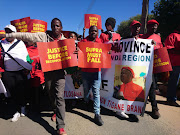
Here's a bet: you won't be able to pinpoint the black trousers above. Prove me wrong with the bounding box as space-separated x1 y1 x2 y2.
148 74 158 110
2 70 26 113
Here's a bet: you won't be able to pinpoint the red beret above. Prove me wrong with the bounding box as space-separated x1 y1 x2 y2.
130 20 142 27
122 67 135 78
147 19 159 25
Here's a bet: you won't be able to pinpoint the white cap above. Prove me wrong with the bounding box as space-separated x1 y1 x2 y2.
4 25 17 32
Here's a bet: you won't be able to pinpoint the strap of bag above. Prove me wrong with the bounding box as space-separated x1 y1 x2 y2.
0 40 28 70
7 40 21 52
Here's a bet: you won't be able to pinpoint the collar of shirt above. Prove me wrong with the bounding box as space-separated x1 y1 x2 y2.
2 38 17 45
52 33 62 41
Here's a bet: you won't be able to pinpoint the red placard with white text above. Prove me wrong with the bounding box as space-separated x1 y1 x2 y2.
78 42 111 68
11 17 30 32
153 47 172 73
84 14 102 29
28 19 47 33
37 39 78 72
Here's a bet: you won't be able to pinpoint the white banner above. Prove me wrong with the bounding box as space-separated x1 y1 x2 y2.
64 67 84 99
64 38 154 115
100 38 154 115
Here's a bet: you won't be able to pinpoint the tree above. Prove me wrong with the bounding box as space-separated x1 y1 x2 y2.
116 14 154 39
151 0 180 41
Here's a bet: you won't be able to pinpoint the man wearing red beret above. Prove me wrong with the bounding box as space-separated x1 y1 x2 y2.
140 19 163 49
140 19 162 119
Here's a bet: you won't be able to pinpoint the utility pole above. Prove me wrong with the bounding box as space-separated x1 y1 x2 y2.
141 0 149 34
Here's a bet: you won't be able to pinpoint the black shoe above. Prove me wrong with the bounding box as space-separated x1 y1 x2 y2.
167 101 180 107
152 108 160 119
94 114 104 126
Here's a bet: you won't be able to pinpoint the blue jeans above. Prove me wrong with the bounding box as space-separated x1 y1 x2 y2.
167 66 180 101
82 71 101 115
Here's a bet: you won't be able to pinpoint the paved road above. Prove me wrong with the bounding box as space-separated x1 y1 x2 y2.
0 95 180 135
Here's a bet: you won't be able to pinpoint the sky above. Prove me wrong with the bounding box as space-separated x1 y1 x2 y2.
0 0 158 36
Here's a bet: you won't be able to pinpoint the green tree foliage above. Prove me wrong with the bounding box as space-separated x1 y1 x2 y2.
116 14 154 39
151 0 180 41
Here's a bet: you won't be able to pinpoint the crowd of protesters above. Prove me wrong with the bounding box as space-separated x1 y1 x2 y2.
0 17 179 135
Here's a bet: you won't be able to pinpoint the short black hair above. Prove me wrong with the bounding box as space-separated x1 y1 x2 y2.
69 31 78 38
51 18 62 27
89 25 98 31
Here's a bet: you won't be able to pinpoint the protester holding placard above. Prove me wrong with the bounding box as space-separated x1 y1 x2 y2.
140 19 162 119
0 25 32 122
100 17 121 43
116 20 146 119
0 18 67 135
80 26 104 126
165 24 180 107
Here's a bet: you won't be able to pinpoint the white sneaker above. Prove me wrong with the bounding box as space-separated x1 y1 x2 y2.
11 112 20 122
21 106 26 117
116 111 129 118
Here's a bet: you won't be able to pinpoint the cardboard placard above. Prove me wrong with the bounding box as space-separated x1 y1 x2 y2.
78 42 111 68
84 14 102 29
11 17 30 32
28 19 47 33
153 47 172 73
37 39 78 72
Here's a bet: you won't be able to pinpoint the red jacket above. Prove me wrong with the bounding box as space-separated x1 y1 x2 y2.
165 31 180 66
81 36 102 72
119 81 145 102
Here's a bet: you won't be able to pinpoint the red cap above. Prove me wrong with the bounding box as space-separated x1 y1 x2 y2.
130 20 142 27
147 19 159 25
122 67 135 78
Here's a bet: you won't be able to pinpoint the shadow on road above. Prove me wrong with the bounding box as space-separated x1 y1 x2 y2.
27 112 56 135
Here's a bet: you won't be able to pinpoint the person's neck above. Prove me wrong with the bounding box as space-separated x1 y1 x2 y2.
53 33 61 39
89 36 96 42
147 31 154 35
132 34 139 39
7 39 15 44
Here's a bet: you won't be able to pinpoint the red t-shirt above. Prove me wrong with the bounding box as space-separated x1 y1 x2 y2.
81 36 102 72
140 33 163 50
119 81 145 101
165 31 180 66
26 45 45 87
100 32 121 43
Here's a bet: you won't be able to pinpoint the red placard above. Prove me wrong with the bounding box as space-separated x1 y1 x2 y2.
11 17 30 32
28 19 47 33
153 47 172 73
78 42 111 68
37 39 78 72
84 14 102 29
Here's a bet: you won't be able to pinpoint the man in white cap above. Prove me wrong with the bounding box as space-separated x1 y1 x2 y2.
0 25 32 122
